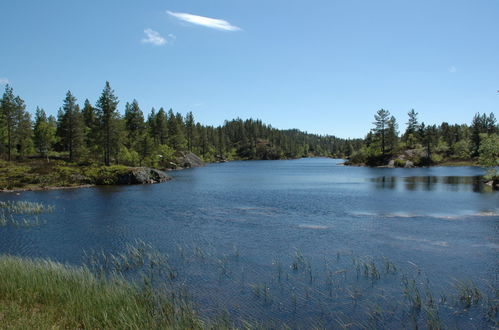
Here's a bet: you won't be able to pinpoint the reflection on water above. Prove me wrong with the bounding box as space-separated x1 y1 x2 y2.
371 175 489 192
0 159 497 327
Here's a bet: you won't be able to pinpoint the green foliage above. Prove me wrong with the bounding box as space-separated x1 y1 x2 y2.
394 158 406 167
478 133 499 167
452 138 471 159
117 146 140 167
83 165 130 185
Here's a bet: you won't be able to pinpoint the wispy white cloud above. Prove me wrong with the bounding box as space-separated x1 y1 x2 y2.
167 11 241 31
142 29 167 46
0 77 9 85
449 66 457 73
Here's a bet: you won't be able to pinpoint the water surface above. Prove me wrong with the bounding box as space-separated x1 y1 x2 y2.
0 159 497 327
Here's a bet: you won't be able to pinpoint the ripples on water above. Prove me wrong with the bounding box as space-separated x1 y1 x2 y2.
0 159 497 328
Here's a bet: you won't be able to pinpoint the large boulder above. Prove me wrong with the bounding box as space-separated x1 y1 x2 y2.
174 152 204 169
116 167 171 185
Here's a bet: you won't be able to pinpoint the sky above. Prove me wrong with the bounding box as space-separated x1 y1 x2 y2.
0 0 498 139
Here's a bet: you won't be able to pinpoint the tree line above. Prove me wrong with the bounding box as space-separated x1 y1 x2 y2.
350 108 499 167
0 82 361 167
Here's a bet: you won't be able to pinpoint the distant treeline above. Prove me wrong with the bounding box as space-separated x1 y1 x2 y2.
349 108 499 167
0 82 361 167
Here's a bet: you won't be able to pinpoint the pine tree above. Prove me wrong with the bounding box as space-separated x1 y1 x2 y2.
0 85 18 161
185 111 195 152
124 100 145 148
167 109 186 150
57 91 85 162
33 107 56 160
15 98 33 159
470 113 487 157
386 116 399 153
404 109 419 148
155 108 168 145
96 82 120 166
82 99 99 150
372 109 391 155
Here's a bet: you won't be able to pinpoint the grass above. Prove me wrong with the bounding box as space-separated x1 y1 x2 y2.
0 201 54 227
0 255 203 329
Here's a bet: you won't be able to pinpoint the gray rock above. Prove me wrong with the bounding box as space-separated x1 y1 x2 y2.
117 167 171 185
175 152 204 168
404 160 415 168
387 160 395 168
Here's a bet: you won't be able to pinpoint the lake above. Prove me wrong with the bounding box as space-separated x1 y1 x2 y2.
0 158 497 328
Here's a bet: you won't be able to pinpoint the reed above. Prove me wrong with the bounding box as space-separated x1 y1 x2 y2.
0 255 203 329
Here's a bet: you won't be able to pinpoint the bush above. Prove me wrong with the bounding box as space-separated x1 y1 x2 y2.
84 165 130 185
394 159 406 167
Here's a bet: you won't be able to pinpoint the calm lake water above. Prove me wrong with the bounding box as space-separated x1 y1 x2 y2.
0 158 498 328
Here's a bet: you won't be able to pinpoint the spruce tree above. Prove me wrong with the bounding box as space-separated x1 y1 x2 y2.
96 82 120 166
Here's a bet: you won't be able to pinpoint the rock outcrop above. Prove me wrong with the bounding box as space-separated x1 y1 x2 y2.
116 167 171 185
174 152 204 169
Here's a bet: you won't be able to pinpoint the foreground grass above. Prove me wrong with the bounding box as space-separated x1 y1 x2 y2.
0 255 203 329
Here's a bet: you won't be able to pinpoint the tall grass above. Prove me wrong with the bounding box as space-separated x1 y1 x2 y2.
0 201 54 227
0 255 203 329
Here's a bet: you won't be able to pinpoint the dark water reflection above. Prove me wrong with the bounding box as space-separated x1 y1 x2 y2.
371 175 487 192
0 159 497 328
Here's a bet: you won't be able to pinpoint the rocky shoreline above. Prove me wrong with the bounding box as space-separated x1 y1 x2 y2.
0 152 205 193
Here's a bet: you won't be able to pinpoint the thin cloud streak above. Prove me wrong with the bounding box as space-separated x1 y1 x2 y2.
142 29 167 46
167 11 241 31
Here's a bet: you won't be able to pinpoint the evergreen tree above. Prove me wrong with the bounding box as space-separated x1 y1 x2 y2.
124 100 145 148
386 116 399 153
0 85 18 160
57 91 85 162
33 107 56 160
404 109 419 148
372 109 391 155
470 113 487 157
15 99 33 159
167 109 186 150
82 99 99 150
95 82 120 166
185 111 195 152
154 108 168 145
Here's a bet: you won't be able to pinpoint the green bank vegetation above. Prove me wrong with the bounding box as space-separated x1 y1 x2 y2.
347 109 499 171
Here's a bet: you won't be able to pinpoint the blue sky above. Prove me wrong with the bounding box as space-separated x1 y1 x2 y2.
0 0 497 138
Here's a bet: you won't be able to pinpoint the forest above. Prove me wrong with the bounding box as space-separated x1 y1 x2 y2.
1 82 497 174
0 82 361 167
348 108 499 169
